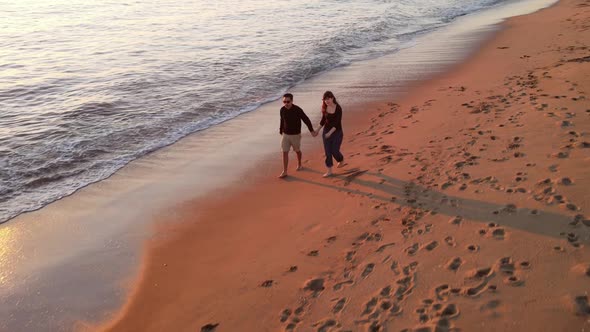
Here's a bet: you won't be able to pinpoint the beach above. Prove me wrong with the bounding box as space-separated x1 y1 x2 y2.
92 0 590 331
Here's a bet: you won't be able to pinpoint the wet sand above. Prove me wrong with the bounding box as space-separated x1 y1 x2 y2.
95 0 590 331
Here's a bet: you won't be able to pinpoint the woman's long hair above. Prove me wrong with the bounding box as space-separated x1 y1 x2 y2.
321 90 338 115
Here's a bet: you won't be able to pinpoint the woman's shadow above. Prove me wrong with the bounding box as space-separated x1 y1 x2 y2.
290 167 586 244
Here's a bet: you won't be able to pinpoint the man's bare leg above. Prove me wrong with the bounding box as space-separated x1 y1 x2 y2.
296 151 303 170
279 151 289 178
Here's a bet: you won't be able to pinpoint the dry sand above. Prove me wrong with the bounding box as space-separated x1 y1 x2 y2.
96 0 590 331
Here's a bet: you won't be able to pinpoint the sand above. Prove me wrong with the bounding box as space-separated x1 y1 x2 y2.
96 0 590 331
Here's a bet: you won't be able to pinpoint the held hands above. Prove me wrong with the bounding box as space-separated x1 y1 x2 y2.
310 129 332 138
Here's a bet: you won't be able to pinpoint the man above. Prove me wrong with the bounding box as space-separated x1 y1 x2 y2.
279 93 317 178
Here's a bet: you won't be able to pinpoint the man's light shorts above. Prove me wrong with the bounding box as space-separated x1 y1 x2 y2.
281 134 302 152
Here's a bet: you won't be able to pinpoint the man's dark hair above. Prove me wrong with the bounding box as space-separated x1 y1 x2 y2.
283 93 293 100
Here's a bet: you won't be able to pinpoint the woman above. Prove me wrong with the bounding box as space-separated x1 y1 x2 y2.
316 91 344 177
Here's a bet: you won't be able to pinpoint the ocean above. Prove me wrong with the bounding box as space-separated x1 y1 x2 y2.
1 0 524 223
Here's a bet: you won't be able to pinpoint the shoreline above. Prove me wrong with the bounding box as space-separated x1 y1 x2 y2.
0 0 519 228
0 0 578 331
96 0 590 331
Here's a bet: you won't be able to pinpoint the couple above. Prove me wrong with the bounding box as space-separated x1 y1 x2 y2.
278 91 344 179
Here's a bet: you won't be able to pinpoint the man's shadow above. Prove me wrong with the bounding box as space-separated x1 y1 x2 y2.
289 168 587 244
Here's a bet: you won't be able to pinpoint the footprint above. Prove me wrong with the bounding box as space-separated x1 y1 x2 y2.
573 214 590 227
308 250 319 257
466 267 493 279
333 280 354 291
504 275 524 287
536 178 552 186
433 317 454 331
519 261 531 270
376 242 396 253
449 216 463 225
464 280 488 297
312 319 338 332
390 261 401 275
435 284 451 301
444 236 456 247
380 285 392 297
438 303 460 318
285 320 300 331
304 278 325 295
366 321 382 331
402 262 419 275
547 194 565 204
294 305 305 316
394 275 415 300
366 233 383 241
562 203 579 211
357 232 370 241
380 300 394 312
280 309 292 323
492 228 506 240
566 232 579 244
362 263 376 278
284 314 302 330
422 298 434 306
362 297 378 316
390 303 403 316
201 323 219 332
572 296 590 316
467 244 480 253
450 288 462 295
345 251 356 262
260 280 274 288
501 204 517 213
405 243 419 256
447 257 463 271
423 241 439 251
553 151 569 159
441 181 454 189
497 257 515 274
